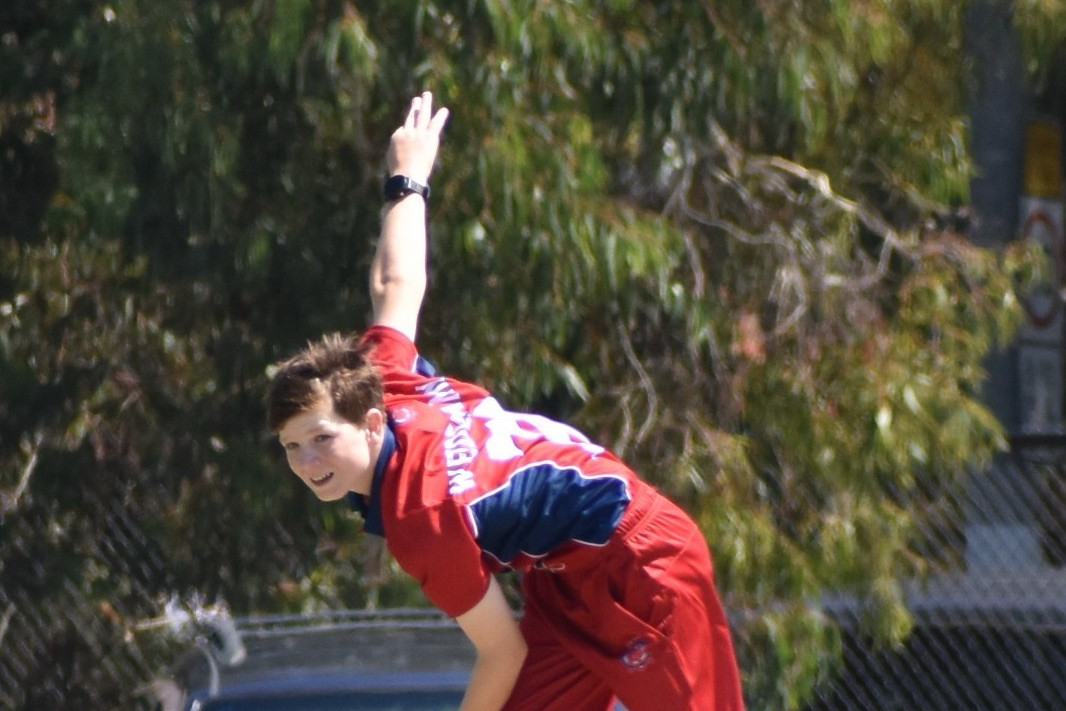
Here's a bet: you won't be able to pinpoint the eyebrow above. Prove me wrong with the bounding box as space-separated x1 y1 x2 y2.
280 418 334 444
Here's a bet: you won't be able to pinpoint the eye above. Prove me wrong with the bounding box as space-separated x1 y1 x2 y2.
314 433 333 444
283 441 299 452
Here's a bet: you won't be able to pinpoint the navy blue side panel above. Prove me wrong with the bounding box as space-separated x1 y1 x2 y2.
468 463 630 563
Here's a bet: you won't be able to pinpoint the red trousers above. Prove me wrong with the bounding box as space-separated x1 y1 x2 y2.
501 485 745 711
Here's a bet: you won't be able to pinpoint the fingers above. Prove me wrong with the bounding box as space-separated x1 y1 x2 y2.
404 95 420 128
429 105 450 133
415 92 430 128
388 91 449 178
404 91 447 134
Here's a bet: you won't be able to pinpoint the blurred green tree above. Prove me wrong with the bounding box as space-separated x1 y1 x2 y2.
0 1 1061 708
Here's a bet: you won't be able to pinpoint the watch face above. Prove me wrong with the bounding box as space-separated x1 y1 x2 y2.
384 175 429 201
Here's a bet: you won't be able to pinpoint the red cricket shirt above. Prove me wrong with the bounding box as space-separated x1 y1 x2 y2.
350 325 642 617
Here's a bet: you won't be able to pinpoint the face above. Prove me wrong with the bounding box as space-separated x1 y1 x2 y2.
277 400 385 501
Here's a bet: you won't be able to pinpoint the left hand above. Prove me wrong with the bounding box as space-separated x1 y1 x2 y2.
387 91 450 183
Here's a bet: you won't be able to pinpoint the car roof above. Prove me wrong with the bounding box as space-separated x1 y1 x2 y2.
168 609 474 706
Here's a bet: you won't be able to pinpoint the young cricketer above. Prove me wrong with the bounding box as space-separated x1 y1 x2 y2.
268 92 745 711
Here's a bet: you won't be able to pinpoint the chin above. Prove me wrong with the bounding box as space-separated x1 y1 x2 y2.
314 489 347 502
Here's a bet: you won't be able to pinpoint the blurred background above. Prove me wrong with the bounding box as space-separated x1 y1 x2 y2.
2 1 1066 709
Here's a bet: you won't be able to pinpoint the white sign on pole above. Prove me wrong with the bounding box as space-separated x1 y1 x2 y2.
1018 344 1064 435
1017 194 1064 435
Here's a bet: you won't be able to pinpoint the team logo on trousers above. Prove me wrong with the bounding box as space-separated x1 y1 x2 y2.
620 636 653 670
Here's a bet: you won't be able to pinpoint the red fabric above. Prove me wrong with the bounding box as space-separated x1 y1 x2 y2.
361 326 745 707
361 325 641 616
502 488 746 711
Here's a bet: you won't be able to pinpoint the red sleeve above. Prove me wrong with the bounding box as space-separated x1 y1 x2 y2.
360 325 419 376
386 500 492 618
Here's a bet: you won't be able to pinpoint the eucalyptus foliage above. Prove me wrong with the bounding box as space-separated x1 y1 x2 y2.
0 1 1059 709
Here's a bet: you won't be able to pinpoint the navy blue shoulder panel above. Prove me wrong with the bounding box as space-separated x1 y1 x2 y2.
468 463 629 564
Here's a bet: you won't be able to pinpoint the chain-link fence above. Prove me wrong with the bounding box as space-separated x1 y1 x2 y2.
0 469 171 711
2 437 1064 710
807 435 1066 711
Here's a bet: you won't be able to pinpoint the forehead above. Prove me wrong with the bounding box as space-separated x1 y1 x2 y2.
278 402 345 441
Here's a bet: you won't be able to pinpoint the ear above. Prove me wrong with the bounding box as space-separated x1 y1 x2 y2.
364 408 386 443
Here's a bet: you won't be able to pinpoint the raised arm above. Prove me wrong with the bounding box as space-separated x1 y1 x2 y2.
370 91 450 341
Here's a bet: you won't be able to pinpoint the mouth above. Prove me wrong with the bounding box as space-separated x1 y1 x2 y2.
309 472 335 486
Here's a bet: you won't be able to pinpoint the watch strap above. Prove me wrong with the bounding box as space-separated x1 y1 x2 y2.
383 174 430 202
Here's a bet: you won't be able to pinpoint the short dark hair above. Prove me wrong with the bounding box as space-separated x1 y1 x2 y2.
267 333 384 432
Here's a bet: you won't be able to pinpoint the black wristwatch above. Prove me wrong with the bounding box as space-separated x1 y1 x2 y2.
383 174 430 202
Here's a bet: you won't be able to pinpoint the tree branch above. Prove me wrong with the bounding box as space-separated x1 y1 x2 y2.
1 433 43 516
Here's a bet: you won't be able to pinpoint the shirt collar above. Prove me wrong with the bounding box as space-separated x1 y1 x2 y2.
346 423 395 537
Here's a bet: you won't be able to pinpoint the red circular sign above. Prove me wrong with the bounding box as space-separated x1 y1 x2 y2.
1021 208 1063 329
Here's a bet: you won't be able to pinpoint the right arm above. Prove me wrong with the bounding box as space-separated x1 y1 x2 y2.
369 91 449 342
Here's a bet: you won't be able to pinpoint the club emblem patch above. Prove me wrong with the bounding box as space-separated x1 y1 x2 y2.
390 406 414 425
620 636 653 671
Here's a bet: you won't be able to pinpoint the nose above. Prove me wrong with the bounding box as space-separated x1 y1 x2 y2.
289 445 320 472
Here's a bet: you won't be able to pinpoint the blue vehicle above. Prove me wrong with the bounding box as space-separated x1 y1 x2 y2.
149 608 473 711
